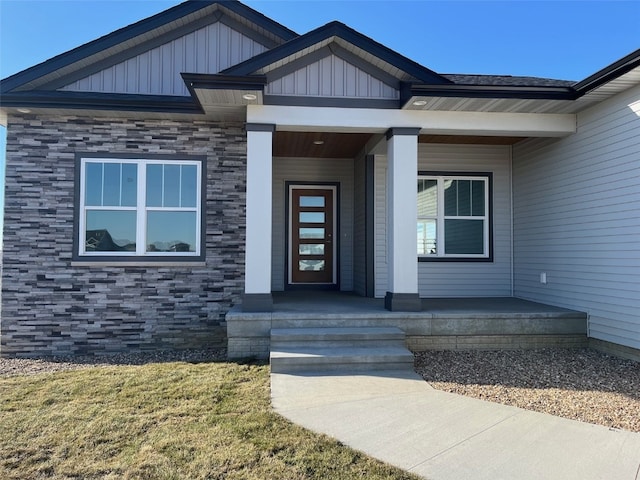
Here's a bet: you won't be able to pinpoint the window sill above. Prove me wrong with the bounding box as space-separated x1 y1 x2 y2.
71 261 207 267
418 256 493 262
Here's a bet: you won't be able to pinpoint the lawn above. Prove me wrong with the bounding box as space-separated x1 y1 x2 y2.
0 361 419 480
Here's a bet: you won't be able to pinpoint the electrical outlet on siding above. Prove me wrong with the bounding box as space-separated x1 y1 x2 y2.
540 272 547 284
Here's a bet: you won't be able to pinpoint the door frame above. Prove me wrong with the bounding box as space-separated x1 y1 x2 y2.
285 182 340 290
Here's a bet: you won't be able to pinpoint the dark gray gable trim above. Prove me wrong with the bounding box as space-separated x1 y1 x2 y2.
40 11 281 92
0 90 203 114
264 95 398 109
72 152 207 264
574 48 640 95
1 0 298 94
264 44 401 90
223 21 451 85
405 84 578 103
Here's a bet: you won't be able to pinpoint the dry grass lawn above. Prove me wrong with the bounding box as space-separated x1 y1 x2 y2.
0 361 419 480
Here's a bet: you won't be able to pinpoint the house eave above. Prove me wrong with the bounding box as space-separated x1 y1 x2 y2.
574 48 640 94
0 91 203 115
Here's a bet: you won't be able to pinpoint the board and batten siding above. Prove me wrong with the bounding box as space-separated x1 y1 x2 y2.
375 144 513 298
513 84 640 350
272 157 354 291
266 54 399 100
60 22 267 96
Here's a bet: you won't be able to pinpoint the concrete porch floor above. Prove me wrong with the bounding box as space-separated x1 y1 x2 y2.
272 291 583 316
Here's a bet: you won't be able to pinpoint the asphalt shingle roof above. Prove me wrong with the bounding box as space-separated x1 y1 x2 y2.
442 74 576 87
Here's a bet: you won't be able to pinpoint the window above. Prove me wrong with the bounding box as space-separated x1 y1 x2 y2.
78 157 203 258
417 173 491 259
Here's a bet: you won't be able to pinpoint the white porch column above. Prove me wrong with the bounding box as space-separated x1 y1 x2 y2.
243 123 275 311
385 128 421 311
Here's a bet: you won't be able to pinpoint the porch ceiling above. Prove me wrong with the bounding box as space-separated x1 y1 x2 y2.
273 131 374 158
273 131 526 158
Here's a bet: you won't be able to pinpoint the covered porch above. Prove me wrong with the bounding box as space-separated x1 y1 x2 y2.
227 292 588 359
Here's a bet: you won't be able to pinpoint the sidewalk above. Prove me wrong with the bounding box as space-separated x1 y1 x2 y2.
271 370 640 480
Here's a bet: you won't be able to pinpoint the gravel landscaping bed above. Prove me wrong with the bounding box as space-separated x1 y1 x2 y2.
0 349 227 377
415 348 640 433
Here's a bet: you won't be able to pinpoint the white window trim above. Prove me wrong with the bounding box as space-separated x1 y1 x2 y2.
418 174 490 259
79 157 202 257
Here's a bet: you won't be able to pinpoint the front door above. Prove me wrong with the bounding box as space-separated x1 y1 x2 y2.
289 186 337 285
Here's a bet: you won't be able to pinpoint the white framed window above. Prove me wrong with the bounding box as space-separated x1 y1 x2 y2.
418 173 491 259
78 157 202 257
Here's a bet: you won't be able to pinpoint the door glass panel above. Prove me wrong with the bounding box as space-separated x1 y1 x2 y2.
299 244 325 255
299 196 325 207
300 228 324 239
299 212 325 223
299 260 325 271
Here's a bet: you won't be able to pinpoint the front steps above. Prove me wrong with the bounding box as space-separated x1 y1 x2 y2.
270 326 415 374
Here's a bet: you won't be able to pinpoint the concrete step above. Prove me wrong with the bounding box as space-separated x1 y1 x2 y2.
270 327 406 348
270 346 415 373
269 327 414 374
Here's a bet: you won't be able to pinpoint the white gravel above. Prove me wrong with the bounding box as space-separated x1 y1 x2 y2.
415 348 640 433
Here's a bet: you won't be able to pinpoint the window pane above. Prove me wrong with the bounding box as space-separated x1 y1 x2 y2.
300 228 324 239
146 211 196 253
180 165 198 208
102 163 121 206
146 164 163 207
417 179 437 217
85 163 103 206
299 244 324 255
85 210 136 252
445 219 484 254
299 260 325 271
457 180 471 216
299 196 324 207
417 220 437 255
300 212 325 223
444 180 457 216
121 163 137 207
163 164 180 207
472 180 485 216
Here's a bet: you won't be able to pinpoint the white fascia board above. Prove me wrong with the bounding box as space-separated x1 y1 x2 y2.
247 105 576 137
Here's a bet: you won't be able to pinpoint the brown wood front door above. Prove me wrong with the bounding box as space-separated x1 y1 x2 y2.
290 187 335 284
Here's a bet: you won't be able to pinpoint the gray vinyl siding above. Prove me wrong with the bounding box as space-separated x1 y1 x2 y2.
266 54 399 100
353 155 366 295
375 144 513 298
271 157 354 291
513 84 640 350
61 22 267 96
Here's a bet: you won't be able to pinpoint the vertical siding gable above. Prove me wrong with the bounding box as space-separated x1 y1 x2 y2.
266 54 399 100
60 22 268 96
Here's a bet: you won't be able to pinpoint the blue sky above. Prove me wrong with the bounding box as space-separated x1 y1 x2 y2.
0 0 639 240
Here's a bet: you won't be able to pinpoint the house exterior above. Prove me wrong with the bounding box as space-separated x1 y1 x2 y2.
1 0 639 359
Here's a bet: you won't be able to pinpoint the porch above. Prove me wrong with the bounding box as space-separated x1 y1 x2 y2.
226 292 588 360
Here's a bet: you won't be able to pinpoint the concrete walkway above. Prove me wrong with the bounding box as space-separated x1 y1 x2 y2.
271 370 640 480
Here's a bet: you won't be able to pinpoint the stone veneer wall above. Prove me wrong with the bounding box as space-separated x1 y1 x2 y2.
1 115 246 356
